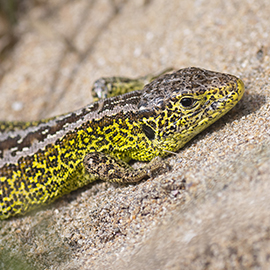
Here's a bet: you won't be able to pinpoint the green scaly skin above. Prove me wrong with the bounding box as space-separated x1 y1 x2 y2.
0 67 245 219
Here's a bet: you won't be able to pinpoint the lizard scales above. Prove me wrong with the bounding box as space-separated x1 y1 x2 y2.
0 67 245 219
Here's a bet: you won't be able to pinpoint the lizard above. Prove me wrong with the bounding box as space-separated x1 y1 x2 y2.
0 67 245 219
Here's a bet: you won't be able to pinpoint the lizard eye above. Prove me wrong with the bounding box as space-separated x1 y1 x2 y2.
180 97 195 107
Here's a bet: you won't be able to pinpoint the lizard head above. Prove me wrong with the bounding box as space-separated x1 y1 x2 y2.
138 67 245 156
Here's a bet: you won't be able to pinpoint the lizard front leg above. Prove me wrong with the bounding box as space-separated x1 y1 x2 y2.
83 152 170 183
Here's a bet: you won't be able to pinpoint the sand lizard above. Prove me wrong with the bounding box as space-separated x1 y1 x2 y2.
0 67 245 219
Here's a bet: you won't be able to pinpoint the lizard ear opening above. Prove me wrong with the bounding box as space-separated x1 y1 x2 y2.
142 124 155 140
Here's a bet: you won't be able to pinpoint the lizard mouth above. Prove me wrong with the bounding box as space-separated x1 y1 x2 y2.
196 78 245 128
